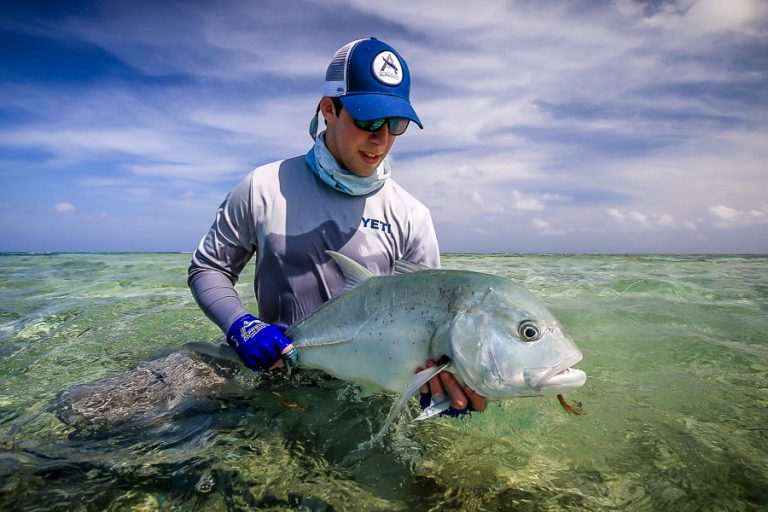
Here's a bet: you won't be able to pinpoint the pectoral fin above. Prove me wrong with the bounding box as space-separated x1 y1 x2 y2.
359 362 451 449
415 398 452 420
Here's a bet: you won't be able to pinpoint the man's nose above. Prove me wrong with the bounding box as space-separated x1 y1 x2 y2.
369 124 392 144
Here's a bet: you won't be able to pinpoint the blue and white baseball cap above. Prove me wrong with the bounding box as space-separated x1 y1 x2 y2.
323 38 423 128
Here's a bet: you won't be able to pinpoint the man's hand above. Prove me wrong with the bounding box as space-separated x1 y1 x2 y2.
226 314 296 371
417 358 488 416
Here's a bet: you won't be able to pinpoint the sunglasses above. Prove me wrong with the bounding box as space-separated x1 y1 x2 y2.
353 117 410 136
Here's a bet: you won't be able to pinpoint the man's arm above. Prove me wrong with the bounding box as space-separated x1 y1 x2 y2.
188 173 256 333
189 252 249 334
188 173 294 371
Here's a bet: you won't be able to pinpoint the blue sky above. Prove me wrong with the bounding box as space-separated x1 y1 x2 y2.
1 0 766 253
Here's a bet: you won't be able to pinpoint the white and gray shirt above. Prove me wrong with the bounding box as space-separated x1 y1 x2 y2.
188 155 440 332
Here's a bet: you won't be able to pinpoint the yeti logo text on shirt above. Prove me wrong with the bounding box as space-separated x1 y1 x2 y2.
361 216 392 234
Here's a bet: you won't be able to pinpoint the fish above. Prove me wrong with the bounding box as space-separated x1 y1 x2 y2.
191 251 586 445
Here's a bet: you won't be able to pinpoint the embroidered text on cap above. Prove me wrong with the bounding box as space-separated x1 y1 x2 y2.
372 51 402 86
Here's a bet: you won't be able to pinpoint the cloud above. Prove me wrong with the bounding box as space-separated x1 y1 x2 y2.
510 190 571 212
607 208 686 230
640 0 768 37
512 190 544 211
710 205 741 222
608 209 625 223
709 204 768 228
471 192 505 214
532 218 565 236
54 202 76 212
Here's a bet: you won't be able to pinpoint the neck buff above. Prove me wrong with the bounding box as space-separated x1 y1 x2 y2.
305 131 391 196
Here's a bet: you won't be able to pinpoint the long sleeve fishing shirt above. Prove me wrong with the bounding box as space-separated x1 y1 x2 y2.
188 155 440 332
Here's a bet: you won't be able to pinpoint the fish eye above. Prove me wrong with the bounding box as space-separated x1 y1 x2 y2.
518 321 541 341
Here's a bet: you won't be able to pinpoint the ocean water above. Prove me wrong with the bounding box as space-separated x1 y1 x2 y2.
0 252 766 511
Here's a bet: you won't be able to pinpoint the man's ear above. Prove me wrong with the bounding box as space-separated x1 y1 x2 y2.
319 97 337 123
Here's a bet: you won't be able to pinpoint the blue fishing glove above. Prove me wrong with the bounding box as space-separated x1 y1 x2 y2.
226 314 297 371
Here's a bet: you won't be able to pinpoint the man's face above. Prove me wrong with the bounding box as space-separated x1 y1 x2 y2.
321 98 396 177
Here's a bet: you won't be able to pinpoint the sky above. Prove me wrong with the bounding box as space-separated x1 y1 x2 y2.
1 0 767 254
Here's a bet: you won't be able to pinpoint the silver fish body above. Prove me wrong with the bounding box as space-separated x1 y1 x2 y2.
287 252 586 400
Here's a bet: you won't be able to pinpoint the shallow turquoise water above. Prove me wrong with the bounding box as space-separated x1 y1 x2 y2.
1 253 766 511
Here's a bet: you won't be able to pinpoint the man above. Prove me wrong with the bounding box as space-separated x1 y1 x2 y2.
188 37 487 414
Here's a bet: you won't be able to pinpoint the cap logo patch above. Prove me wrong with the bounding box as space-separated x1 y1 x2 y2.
372 51 402 86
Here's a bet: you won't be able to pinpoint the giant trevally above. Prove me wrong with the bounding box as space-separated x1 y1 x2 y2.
193 251 587 444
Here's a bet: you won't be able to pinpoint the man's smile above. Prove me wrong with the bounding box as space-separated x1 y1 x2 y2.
360 151 383 165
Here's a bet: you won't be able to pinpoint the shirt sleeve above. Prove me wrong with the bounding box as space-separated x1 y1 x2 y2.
187 173 257 334
403 208 441 269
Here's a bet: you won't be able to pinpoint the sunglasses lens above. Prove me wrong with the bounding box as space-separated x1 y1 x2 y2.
354 117 410 136
388 118 410 136
354 119 386 132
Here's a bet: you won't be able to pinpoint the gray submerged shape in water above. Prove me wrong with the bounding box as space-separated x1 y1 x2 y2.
54 352 237 435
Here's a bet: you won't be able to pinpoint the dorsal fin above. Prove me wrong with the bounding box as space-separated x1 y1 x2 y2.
326 251 374 292
394 259 432 274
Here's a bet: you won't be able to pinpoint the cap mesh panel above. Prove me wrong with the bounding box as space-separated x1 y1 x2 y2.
325 41 356 82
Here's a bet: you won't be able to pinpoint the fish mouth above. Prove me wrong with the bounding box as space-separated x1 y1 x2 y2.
523 352 586 393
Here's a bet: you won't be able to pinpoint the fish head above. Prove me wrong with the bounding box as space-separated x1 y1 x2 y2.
449 283 586 399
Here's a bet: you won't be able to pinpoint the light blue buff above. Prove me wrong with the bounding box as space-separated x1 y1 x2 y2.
305 131 391 196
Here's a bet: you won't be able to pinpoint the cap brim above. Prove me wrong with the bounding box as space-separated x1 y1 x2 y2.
339 94 423 129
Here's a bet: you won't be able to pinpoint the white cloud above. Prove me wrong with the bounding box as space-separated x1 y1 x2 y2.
471 192 505 214
54 202 76 213
512 190 544 211
510 190 572 212
532 218 565 236
709 204 768 228
1 127 171 156
607 209 623 222
607 208 687 230
628 211 648 225
709 205 740 222
642 0 768 37
657 213 675 228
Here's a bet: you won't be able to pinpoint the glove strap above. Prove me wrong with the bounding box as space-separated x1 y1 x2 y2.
227 314 266 348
